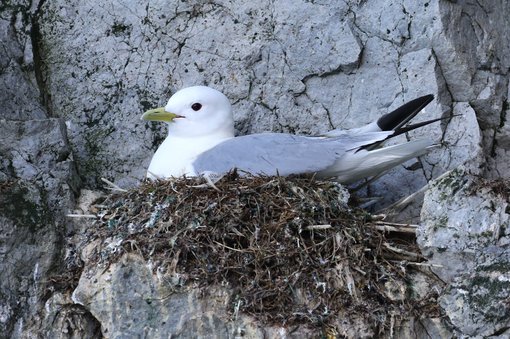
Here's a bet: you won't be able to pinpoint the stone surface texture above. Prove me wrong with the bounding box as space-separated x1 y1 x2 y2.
71 252 318 339
1 0 509 337
418 167 510 337
0 119 81 336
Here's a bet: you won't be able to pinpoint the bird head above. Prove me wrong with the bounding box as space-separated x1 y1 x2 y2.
142 86 235 138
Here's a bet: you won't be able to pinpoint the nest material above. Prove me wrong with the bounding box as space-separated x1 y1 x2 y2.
84 173 439 332
469 177 510 201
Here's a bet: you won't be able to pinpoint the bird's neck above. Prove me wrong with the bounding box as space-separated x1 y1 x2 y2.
165 131 233 152
168 128 234 141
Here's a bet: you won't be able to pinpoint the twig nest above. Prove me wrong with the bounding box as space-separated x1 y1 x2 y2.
83 173 439 331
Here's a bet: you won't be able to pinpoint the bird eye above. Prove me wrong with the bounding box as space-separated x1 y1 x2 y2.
191 103 202 111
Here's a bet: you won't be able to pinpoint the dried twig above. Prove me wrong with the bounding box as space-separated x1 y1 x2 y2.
66 214 97 219
383 242 422 260
370 224 417 234
101 177 128 192
305 224 332 230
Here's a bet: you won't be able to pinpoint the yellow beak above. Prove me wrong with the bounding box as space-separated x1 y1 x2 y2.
141 107 180 122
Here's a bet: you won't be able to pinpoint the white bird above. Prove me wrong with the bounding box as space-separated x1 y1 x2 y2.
142 86 441 183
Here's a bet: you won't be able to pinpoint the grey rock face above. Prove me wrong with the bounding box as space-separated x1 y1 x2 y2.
418 167 510 336
439 247 510 337
418 168 509 280
1 2 88 335
436 1 510 182
0 119 80 206
0 0 47 120
0 119 80 336
72 253 231 338
72 252 316 338
41 293 102 339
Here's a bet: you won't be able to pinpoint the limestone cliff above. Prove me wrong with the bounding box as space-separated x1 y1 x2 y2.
1 0 509 338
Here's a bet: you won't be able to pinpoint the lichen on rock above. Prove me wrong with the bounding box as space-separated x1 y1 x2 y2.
419 167 510 336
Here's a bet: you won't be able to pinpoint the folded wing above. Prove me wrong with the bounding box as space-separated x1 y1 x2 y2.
192 131 392 176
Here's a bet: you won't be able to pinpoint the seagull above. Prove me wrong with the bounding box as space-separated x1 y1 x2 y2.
142 86 441 183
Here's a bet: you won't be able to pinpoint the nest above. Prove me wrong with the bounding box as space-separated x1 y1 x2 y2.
79 172 439 333
469 177 510 201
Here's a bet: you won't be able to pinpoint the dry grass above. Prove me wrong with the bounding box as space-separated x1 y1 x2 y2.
469 177 510 201
60 172 441 333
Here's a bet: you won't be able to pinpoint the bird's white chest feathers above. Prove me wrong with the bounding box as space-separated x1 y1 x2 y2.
147 134 231 179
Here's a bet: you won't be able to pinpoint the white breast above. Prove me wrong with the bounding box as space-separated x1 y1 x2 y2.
147 133 232 179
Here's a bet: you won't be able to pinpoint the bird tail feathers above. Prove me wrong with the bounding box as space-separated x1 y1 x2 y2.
363 115 453 151
327 139 434 183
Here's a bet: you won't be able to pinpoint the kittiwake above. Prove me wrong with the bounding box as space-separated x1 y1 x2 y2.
142 86 441 183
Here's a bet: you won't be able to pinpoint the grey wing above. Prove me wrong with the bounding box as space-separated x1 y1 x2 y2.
193 131 391 176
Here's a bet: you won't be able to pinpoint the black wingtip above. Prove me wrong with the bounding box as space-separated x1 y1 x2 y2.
377 94 434 131
391 114 457 137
